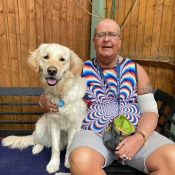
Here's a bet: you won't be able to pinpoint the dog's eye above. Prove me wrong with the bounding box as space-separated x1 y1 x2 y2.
44 55 49 59
60 58 65 61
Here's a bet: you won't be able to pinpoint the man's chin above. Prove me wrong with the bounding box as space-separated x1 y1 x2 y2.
101 53 113 58
100 50 113 57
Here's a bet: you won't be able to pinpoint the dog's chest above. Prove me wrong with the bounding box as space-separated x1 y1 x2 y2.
58 116 71 130
48 113 72 131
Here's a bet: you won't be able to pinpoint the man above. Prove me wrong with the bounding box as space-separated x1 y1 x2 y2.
40 19 175 175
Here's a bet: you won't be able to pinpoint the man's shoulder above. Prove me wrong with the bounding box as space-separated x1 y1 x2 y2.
84 58 94 64
121 57 137 67
123 57 135 63
83 59 95 67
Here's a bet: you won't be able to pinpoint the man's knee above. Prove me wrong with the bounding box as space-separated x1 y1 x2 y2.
146 144 175 173
69 146 105 168
69 147 92 167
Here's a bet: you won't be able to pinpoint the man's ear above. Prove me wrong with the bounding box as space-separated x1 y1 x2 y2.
118 37 122 48
92 37 95 48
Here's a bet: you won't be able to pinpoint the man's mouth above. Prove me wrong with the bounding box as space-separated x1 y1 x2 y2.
102 46 112 49
46 78 58 86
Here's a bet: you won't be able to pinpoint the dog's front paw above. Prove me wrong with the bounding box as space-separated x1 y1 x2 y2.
64 159 70 169
32 144 44 154
64 154 70 168
46 161 60 174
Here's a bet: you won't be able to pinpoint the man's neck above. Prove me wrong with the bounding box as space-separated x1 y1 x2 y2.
96 56 122 69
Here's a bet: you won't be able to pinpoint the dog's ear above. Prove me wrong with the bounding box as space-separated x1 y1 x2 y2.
27 47 40 72
70 50 84 76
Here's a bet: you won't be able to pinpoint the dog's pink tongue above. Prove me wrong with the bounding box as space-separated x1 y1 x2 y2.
47 78 57 85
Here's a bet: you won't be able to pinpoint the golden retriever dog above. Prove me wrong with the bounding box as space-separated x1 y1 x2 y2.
2 43 87 174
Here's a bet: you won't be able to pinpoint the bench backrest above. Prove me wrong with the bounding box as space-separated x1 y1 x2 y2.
154 88 175 141
0 87 44 137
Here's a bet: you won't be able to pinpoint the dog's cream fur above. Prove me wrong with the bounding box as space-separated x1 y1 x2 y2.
2 43 87 174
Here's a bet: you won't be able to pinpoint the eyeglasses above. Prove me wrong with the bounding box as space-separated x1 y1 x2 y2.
95 32 120 38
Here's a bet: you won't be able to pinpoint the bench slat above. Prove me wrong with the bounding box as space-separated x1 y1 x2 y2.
0 129 33 135
0 102 40 105
0 112 44 115
0 120 37 124
0 87 44 96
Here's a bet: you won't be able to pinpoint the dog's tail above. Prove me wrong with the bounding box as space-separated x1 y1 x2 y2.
2 135 35 149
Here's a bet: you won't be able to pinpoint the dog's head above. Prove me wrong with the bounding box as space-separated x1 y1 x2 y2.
27 43 84 87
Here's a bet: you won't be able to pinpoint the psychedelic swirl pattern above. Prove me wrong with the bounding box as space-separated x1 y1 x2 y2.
81 58 141 135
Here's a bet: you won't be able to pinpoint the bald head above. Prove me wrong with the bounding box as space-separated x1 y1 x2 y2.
94 19 120 37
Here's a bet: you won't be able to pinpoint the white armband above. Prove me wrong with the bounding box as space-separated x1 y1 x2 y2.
138 93 158 114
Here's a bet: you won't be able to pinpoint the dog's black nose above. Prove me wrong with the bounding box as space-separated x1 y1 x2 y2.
47 67 58 76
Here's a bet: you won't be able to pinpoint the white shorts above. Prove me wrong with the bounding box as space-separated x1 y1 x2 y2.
69 130 174 174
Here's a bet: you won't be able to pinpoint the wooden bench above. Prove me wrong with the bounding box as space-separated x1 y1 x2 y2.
0 87 175 175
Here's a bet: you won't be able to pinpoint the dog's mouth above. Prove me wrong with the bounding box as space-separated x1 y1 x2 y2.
46 78 58 86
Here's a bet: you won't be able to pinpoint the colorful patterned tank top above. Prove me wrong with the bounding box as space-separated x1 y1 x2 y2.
81 57 141 135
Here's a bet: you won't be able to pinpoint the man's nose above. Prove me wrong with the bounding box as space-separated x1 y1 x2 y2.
103 34 110 41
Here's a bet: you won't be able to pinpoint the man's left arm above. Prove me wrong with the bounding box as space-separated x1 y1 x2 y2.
135 63 159 143
115 63 158 158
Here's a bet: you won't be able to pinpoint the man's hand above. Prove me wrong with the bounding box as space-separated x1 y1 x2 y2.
39 92 59 113
115 134 144 161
